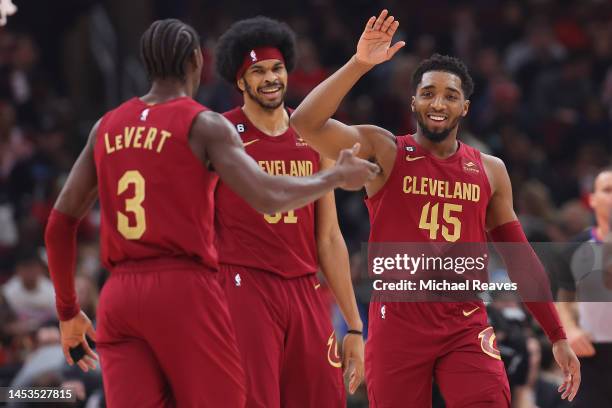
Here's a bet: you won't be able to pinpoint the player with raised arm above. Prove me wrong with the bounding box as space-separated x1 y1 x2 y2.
44 19 378 408
213 17 364 408
291 10 580 407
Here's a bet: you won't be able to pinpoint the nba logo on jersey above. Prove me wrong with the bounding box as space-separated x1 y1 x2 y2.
250 50 257 62
381 305 386 319
234 273 241 287
405 146 415 152
296 135 308 147
140 108 150 122
462 159 480 174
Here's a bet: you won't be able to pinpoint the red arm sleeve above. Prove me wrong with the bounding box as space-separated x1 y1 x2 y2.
489 220 567 343
44 209 81 321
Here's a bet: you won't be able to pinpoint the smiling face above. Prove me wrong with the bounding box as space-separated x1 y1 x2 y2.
411 71 470 143
238 58 287 110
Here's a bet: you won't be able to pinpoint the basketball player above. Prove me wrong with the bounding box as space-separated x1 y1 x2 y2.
44 19 379 407
291 10 580 407
214 17 363 407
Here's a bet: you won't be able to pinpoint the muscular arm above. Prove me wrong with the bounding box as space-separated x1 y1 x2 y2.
483 154 517 230
290 58 383 159
290 59 396 167
189 111 377 215
485 154 580 400
290 13 400 180
54 121 100 217
45 122 99 370
484 154 561 332
315 158 365 392
316 158 362 331
45 120 99 320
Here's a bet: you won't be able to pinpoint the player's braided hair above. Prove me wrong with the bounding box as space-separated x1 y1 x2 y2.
215 16 296 84
140 19 200 81
412 53 474 98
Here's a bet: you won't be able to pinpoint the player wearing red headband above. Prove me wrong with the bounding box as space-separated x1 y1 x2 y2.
45 18 379 408
214 17 364 407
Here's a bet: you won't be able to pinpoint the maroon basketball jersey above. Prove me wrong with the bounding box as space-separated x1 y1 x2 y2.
215 107 320 278
366 134 491 243
94 97 218 270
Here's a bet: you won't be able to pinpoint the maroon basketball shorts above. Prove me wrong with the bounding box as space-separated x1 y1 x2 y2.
96 258 246 408
219 264 345 408
366 301 510 408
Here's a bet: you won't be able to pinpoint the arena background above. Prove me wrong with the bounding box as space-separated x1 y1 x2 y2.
0 0 610 406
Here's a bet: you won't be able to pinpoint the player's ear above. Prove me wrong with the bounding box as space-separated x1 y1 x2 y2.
588 192 596 210
410 96 416 112
192 47 203 70
237 77 246 92
462 99 470 117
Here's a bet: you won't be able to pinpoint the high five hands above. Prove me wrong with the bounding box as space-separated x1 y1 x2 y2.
355 10 406 67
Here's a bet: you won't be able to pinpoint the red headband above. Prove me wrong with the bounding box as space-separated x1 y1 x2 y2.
235 47 285 81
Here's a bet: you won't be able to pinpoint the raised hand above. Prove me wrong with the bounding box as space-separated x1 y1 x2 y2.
356 9 405 67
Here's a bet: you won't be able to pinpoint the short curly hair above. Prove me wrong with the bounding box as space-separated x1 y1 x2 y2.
412 53 474 98
215 16 297 84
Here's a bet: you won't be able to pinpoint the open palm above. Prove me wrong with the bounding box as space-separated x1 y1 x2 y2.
356 10 405 66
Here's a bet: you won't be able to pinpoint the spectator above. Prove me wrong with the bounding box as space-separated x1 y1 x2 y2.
2 250 55 332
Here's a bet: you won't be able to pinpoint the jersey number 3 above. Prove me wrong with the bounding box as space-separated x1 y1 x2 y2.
117 170 146 240
419 202 462 242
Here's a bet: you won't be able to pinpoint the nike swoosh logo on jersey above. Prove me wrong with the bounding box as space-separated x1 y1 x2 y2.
406 155 425 162
462 306 479 317
243 139 260 147
314 283 321 290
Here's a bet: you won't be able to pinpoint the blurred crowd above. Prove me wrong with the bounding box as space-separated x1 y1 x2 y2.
0 0 610 406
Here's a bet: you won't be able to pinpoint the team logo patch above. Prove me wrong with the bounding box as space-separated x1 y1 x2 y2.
478 327 501 360
295 135 308 147
327 331 342 368
463 159 480 174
